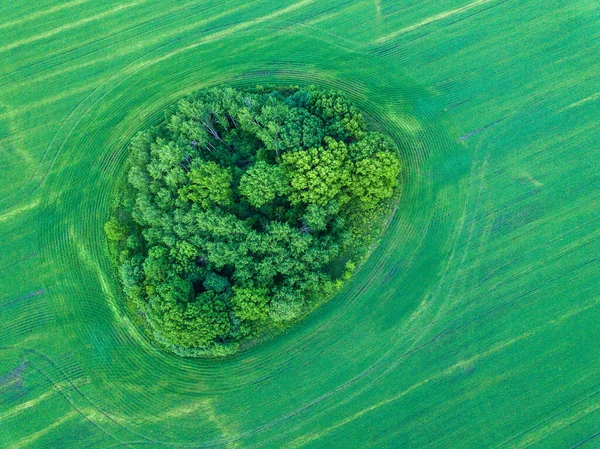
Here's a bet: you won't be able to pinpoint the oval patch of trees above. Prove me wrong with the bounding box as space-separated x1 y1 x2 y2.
106 85 402 356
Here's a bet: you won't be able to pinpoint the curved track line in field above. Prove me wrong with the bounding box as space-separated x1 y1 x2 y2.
24 358 150 448
0 346 165 447
8 270 450 448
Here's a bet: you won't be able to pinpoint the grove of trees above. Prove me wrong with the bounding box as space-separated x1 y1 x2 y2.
106 85 402 356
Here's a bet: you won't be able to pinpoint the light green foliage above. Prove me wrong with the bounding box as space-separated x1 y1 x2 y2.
349 151 402 210
343 260 356 280
104 217 128 241
283 137 352 206
269 298 303 322
238 161 288 208
106 86 401 355
170 240 198 272
179 160 232 208
231 286 270 321
269 287 304 322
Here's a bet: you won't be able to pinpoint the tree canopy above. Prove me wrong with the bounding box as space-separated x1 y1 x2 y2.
107 85 402 357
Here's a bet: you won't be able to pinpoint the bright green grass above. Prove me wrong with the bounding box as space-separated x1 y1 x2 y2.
1 1 600 447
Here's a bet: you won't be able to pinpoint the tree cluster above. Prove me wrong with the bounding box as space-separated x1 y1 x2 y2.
106 85 402 356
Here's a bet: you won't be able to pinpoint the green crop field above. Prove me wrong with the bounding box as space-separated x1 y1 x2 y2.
1 1 600 447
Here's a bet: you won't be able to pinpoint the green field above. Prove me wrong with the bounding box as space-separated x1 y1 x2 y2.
1 1 600 447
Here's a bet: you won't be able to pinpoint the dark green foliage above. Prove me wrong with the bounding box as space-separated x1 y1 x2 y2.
107 85 402 356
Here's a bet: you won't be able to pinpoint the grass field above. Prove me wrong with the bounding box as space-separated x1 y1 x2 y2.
1 1 600 447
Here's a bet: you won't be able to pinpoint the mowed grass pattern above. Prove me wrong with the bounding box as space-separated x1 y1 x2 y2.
1 1 599 447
